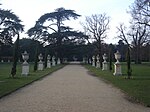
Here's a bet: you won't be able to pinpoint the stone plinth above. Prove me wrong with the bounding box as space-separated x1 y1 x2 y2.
47 60 51 68
96 55 100 68
96 61 100 68
89 59 92 64
92 61 95 66
57 58 60 64
92 56 95 67
52 61 55 66
38 61 44 70
82 57 86 63
113 62 122 75
102 62 108 70
22 62 29 76
52 56 56 66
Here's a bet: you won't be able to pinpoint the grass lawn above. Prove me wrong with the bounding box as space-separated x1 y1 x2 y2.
0 62 64 98
84 63 150 107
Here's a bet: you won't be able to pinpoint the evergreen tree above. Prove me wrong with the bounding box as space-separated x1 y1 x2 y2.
127 47 132 79
34 42 39 71
0 7 24 45
44 47 48 68
11 36 19 78
109 44 113 71
28 7 85 62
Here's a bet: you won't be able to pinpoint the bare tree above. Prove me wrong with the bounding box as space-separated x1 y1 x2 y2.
117 22 150 64
81 13 110 68
117 0 150 64
129 0 150 27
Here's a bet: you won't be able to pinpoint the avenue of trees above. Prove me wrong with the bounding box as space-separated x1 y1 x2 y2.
0 0 149 77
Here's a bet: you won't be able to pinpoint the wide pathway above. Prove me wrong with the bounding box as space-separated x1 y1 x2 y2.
0 65 149 112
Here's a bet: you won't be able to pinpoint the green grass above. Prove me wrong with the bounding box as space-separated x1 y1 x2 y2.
84 63 150 107
0 62 65 98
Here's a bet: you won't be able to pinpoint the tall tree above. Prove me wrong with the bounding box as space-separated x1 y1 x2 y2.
129 0 150 63
126 47 132 79
109 44 113 71
81 13 110 68
33 41 40 71
27 7 86 62
117 21 149 64
44 46 48 68
117 0 150 64
0 7 24 45
11 36 19 78
0 5 24 77
130 0 150 27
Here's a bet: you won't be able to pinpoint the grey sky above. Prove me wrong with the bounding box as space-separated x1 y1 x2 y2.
1 0 134 43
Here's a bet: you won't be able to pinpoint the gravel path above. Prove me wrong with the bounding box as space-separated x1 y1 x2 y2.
0 65 149 112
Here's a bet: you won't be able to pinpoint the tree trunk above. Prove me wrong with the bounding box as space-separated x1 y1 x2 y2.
44 48 48 68
98 41 102 68
109 44 113 71
134 45 141 64
57 21 63 63
34 42 39 71
148 44 150 62
11 36 19 78
56 35 64 64
127 47 132 79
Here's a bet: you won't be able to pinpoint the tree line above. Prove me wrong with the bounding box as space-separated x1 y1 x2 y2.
0 0 149 76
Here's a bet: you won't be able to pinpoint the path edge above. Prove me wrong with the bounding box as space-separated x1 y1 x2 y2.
0 65 65 99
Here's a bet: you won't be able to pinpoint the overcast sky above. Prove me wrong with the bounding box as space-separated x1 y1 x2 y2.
1 0 134 43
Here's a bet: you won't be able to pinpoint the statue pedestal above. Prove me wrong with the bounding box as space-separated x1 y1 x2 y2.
102 62 108 70
92 61 95 66
52 56 56 66
57 58 60 64
92 56 95 67
22 62 29 76
82 58 86 63
47 61 51 68
89 59 91 64
52 61 55 66
96 61 100 68
38 61 43 70
96 55 100 68
113 62 122 75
